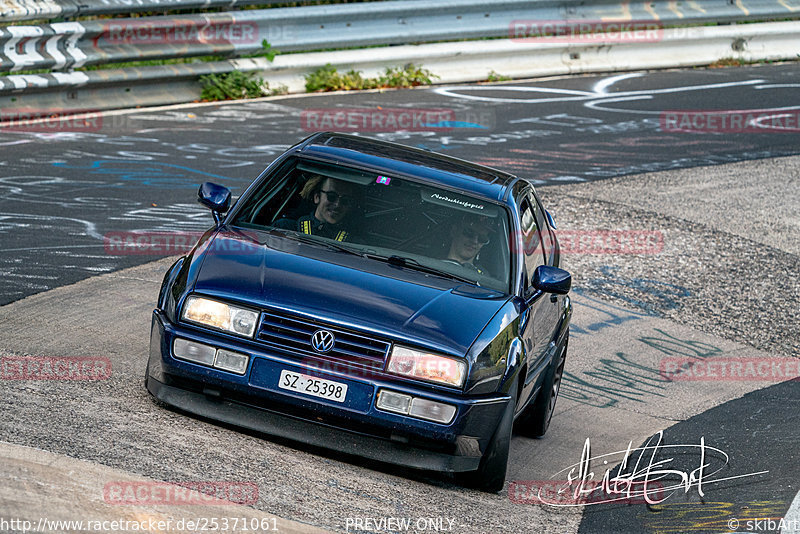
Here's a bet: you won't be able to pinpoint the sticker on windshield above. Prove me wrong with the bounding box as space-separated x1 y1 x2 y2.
424 191 488 213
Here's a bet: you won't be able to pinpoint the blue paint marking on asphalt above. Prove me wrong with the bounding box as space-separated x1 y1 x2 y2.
424 121 488 129
52 160 247 188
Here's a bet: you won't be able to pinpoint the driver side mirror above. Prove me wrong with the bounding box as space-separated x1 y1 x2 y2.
532 265 571 294
198 182 231 227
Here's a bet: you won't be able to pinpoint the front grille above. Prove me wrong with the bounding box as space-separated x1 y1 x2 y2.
256 309 391 369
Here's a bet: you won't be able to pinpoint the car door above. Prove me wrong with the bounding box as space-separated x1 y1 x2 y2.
528 191 562 362
516 192 554 405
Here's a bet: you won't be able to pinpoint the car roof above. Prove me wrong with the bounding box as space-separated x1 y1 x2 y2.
296 132 518 202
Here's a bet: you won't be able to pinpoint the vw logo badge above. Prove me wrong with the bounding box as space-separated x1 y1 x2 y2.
311 329 335 353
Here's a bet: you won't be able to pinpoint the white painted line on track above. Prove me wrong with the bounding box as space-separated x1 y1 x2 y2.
592 73 645 95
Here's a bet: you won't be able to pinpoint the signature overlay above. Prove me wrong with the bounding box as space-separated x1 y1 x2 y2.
518 431 769 507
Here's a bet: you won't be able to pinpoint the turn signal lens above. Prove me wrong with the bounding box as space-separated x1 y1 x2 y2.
376 389 456 424
409 397 456 424
173 338 216 366
376 390 412 415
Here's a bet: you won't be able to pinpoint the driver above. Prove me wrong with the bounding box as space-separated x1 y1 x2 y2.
443 214 492 275
275 175 359 241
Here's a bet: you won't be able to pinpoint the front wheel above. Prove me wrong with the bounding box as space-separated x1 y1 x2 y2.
456 380 517 493
517 334 568 438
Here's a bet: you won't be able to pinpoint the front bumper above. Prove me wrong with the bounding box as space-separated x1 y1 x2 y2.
146 310 509 473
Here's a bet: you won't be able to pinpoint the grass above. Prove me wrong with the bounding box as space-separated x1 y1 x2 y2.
708 57 748 68
200 71 268 100
486 70 512 82
304 63 437 92
705 56 797 68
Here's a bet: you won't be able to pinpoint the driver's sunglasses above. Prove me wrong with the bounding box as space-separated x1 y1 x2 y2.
462 228 490 245
320 190 354 207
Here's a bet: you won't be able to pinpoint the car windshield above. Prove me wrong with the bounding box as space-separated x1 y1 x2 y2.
231 157 512 293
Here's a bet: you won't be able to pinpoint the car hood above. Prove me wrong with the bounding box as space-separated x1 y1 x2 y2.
191 229 510 355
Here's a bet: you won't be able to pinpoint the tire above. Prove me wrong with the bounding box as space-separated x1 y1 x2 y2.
456 380 517 493
517 334 568 439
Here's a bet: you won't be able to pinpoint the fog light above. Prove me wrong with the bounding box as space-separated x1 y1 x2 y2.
409 397 457 424
376 390 412 415
173 338 215 366
214 349 249 375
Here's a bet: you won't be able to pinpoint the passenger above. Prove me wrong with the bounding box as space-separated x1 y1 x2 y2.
274 175 359 242
442 214 492 275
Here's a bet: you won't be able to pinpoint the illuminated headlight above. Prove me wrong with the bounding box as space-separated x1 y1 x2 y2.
387 346 466 387
182 296 258 337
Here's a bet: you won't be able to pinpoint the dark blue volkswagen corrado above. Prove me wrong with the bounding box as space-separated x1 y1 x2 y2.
146 132 572 492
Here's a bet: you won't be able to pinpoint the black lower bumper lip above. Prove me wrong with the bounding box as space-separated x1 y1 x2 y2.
147 375 482 473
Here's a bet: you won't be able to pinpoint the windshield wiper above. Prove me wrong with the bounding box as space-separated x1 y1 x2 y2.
282 231 366 257
367 254 475 285
278 232 475 285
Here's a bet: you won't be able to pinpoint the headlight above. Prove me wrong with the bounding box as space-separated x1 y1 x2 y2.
386 346 466 387
181 296 259 337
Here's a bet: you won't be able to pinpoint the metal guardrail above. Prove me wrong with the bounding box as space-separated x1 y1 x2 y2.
2 20 797 116
1 0 799 74
0 0 285 23
0 0 799 112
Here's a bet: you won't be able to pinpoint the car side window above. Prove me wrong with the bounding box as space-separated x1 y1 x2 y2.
519 197 546 294
529 193 551 265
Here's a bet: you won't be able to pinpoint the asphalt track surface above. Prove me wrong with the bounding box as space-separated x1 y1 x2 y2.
1 63 799 305
0 64 799 534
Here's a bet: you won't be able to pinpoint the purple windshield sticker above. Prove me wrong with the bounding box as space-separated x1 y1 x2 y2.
376 176 391 185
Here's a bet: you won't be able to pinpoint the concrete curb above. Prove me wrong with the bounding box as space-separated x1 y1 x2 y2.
0 440 332 534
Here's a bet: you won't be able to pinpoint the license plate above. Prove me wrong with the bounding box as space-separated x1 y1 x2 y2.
278 370 348 403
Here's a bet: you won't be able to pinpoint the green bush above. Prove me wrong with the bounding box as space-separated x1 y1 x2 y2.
197 40 282 101
305 64 377 92
305 63 437 92
380 64 437 88
199 71 270 101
